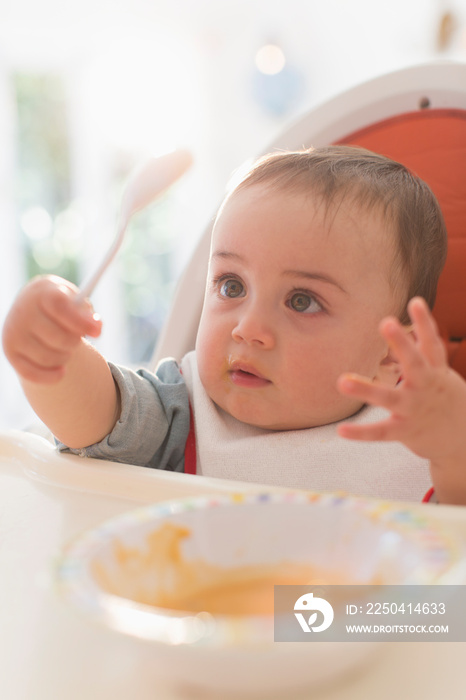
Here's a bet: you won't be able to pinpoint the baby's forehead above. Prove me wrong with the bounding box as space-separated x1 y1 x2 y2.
216 181 397 242
211 184 401 284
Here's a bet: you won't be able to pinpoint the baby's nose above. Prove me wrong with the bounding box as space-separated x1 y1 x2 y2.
231 304 275 348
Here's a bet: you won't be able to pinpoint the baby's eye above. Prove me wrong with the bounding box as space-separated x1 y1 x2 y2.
219 278 245 298
289 292 322 313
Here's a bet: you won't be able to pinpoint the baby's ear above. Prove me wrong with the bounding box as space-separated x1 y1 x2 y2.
374 325 414 387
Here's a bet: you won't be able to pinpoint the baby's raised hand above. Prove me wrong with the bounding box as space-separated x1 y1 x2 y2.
337 297 466 466
2 275 102 384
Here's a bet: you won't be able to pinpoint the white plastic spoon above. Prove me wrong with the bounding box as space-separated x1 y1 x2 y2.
76 149 193 301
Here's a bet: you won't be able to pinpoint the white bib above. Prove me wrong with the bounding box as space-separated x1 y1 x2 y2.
181 351 431 502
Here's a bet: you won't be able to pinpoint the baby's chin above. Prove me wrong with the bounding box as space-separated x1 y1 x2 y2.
215 398 367 432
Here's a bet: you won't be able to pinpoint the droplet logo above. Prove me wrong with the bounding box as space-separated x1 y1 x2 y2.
294 592 334 632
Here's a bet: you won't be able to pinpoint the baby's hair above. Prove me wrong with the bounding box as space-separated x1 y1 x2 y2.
232 146 448 323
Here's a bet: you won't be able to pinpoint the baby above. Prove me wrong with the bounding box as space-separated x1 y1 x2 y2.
3 146 466 504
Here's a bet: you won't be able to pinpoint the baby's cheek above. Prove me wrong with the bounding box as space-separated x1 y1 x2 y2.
195 340 214 388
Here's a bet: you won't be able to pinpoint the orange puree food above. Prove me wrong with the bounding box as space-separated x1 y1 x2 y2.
91 523 337 616
166 572 312 615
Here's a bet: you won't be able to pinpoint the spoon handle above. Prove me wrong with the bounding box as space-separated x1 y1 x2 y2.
75 218 128 302
75 149 192 302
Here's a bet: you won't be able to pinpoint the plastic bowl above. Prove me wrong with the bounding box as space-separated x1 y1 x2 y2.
55 491 460 695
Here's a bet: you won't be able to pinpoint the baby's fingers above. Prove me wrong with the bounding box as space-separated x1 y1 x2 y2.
378 316 428 383
337 374 401 412
407 297 447 368
337 416 398 442
3 275 102 383
38 278 101 337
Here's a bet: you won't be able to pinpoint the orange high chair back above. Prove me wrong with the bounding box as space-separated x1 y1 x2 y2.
153 62 466 377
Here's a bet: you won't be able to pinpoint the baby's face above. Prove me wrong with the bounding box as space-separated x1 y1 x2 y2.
196 184 401 430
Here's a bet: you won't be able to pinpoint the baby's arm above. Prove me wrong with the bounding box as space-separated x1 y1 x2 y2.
337 297 466 505
2 275 120 448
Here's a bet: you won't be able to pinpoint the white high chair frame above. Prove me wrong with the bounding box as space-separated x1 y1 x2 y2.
152 60 466 367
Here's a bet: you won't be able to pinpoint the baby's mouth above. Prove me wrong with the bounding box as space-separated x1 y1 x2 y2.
228 361 271 388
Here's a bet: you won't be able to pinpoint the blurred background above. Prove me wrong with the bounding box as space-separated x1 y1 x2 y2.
1 0 466 429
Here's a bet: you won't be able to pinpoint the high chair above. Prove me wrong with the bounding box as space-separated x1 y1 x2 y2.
152 61 466 378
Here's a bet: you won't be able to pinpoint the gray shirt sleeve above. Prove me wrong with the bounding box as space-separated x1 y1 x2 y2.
56 359 190 472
